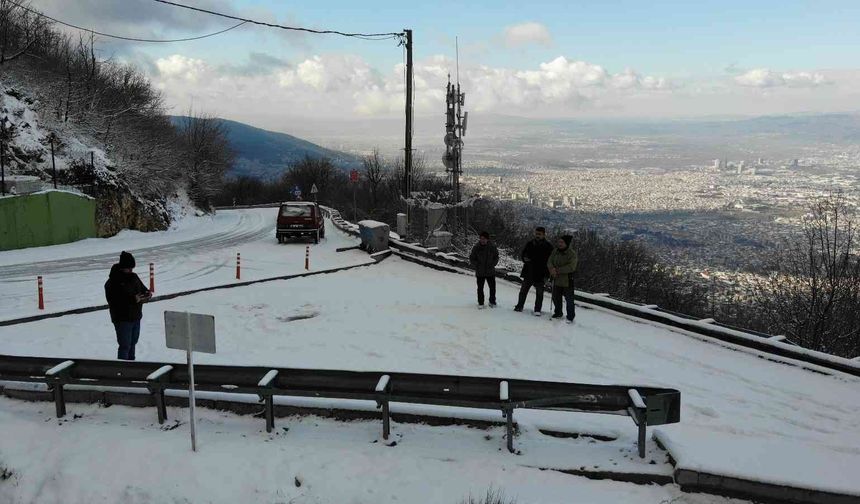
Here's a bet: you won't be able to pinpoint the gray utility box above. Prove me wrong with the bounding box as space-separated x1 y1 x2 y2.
358 220 390 253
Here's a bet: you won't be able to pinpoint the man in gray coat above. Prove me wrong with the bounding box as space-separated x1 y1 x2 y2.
469 231 499 308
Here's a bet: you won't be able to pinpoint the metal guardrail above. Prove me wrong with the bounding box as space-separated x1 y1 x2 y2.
0 354 680 457
320 206 860 378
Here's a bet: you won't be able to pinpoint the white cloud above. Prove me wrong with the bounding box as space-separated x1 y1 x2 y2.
503 22 553 48
155 55 208 82
735 68 830 88
148 51 857 122
150 52 675 118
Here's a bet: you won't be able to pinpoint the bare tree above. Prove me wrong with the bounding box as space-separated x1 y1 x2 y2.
175 113 235 209
746 192 860 357
0 0 40 65
362 148 387 210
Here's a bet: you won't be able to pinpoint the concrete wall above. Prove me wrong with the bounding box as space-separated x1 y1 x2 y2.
0 191 96 251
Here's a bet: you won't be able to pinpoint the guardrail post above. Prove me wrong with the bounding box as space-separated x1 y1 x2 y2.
628 389 647 458
375 374 391 440
147 365 173 424
258 370 279 433
149 263 155 293
45 360 75 418
236 253 241 280
305 246 310 271
504 406 515 453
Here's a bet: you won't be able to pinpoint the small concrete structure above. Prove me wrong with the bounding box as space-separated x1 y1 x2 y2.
358 220 390 253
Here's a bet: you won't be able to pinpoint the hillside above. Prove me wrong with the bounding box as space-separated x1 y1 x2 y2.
170 116 361 180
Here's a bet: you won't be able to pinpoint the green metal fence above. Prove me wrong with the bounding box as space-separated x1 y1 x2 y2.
0 191 96 251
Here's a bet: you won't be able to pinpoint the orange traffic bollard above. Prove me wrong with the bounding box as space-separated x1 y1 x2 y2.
37 276 44 310
305 246 309 271
149 263 155 293
236 252 241 280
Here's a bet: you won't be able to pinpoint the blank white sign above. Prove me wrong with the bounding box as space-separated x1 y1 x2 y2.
164 311 216 354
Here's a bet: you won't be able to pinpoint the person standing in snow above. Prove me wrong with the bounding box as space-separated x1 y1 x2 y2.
469 231 499 308
105 251 151 360
514 226 554 316
548 235 578 323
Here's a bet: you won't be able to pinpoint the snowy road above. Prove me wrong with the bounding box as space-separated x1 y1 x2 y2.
0 208 368 320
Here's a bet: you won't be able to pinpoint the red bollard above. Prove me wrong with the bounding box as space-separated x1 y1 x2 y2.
37 276 44 310
236 252 241 280
305 246 309 271
149 263 155 293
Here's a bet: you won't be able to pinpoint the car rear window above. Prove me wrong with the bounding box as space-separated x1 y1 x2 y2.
280 205 312 217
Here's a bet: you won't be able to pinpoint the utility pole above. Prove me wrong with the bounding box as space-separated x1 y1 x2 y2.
0 117 7 196
403 28 413 237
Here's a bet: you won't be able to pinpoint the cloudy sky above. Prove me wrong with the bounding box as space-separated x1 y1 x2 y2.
27 0 860 131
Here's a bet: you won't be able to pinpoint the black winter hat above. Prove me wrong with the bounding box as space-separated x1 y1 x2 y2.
561 235 573 247
479 231 490 239
118 251 136 269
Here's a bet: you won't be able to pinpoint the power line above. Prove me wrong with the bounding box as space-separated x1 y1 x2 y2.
151 0 404 42
8 0 247 43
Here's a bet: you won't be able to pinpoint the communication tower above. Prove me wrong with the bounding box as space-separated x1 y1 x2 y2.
443 47 468 238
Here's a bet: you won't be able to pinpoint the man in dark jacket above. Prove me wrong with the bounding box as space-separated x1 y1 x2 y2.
105 251 151 360
469 231 499 308
547 235 578 323
514 226 553 315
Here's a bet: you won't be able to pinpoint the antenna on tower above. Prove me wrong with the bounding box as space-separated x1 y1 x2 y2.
455 36 460 86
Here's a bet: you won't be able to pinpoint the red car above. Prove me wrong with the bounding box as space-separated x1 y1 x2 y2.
276 202 325 244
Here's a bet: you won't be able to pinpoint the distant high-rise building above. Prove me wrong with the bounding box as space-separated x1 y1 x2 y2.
713 159 721 169
790 159 799 168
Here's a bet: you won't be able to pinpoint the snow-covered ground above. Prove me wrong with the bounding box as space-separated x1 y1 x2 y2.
0 399 750 504
2 218 860 502
0 209 370 320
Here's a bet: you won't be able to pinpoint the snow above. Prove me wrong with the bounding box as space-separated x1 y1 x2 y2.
375 374 390 392
627 389 646 409
258 369 279 387
0 209 371 320
44 359 75 376
358 219 389 229
1 214 859 502
654 426 860 497
500 380 509 401
0 398 746 504
146 365 174 381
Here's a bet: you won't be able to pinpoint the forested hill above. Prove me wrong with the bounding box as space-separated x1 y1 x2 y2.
170 116 361 180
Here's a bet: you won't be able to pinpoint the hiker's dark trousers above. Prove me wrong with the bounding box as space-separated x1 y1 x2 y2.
516 277 546 312
477 276 496 306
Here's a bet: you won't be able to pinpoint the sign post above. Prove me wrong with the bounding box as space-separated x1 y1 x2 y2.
310 183 319 203
292 185 302 200
164 311 216 452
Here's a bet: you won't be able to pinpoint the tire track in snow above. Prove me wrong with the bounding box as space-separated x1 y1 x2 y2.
0 212 272 280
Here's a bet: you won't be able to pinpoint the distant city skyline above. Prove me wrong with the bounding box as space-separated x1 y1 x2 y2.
28 0 860 131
